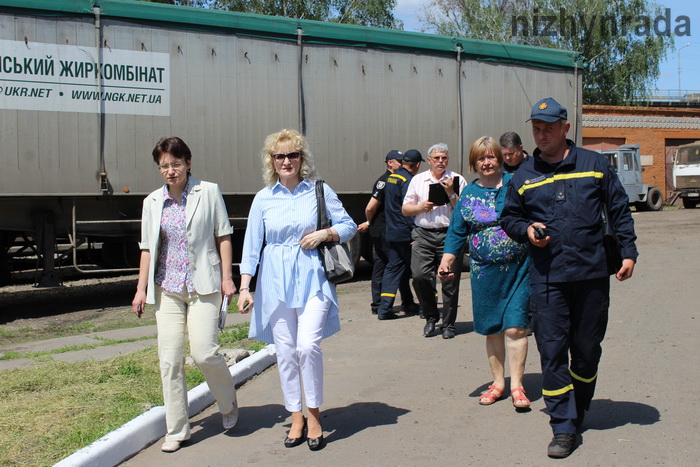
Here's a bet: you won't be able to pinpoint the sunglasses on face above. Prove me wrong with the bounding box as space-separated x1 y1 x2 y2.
273 152 301 162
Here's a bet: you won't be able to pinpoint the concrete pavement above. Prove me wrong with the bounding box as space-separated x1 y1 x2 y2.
9 209 700 465
119 210 700 465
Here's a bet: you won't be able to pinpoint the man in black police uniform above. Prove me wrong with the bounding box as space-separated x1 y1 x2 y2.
376 149 423 320
500 98 638 458
357 150 419 316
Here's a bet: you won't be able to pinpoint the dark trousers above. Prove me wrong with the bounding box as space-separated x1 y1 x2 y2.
531 277 610 434
410 227 463 329
378 240 412 317
370 233 414 311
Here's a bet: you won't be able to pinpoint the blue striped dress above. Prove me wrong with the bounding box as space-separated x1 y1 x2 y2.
239 178 357 344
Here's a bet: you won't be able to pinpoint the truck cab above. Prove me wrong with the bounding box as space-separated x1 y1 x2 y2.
673 141 700 209
584 143 663 211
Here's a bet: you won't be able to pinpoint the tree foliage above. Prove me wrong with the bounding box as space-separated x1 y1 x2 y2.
421 0 677 105
215 0 400 28
137 0 401 28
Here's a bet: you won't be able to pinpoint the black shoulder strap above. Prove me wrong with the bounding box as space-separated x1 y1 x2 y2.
315 180 330 229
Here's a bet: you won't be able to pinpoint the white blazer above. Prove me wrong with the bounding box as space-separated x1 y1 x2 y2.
139 177 233 304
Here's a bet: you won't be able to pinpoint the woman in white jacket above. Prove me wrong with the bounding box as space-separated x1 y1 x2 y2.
131 137 238 453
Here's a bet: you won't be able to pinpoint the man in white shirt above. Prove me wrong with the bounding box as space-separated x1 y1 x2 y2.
402 143 467 339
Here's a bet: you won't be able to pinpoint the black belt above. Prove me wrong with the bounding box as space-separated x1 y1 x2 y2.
418 226 448 232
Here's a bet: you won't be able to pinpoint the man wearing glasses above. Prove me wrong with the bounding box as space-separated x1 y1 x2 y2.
402 144 467 339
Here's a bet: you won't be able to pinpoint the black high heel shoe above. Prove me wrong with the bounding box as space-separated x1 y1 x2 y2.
307 424 325 451
284 417 307 448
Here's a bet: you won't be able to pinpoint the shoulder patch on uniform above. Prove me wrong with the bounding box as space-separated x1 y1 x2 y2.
524 175 546 185
376 181 385 189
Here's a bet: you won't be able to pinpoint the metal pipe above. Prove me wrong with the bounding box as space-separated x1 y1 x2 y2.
297 28 306 134
456 45 464 174
75 219 141 225
574 61 579 144
94 6 109 194
71 200 138 274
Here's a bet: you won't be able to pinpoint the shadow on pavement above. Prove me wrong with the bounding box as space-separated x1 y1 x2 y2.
585 399 660 430
182 401 410 447
190 403 289 444
320 402 411 444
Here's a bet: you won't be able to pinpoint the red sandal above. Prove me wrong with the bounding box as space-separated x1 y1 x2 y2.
511 387 531 409
479 385 504 405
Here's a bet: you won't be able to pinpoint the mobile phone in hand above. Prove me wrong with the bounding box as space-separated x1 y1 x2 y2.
137 304 143 318
439 270 450 277
533 226 546 240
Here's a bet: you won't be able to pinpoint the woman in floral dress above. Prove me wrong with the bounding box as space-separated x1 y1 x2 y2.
438 136 531 409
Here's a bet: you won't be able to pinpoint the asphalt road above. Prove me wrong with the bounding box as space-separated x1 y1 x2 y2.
122 208 700 466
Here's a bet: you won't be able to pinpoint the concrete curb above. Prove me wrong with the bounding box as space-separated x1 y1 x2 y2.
54 344 277 467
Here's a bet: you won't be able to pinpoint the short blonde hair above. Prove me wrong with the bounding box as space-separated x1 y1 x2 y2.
468 136 503 172
261 129 318 186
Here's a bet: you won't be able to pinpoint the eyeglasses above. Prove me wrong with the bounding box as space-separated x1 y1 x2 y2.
158 162 185 172
431 156 448 161
273 152 301 162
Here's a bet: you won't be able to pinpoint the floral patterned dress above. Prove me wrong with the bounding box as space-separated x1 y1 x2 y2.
444 174 530 335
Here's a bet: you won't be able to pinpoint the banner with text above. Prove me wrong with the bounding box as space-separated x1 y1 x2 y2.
0 40 170 116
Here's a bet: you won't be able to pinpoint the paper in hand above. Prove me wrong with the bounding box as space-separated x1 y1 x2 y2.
218 296 229 330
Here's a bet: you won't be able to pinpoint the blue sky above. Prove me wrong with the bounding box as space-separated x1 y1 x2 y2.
393 0 700 95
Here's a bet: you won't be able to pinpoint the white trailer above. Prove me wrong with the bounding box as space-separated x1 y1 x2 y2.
0 0 584 285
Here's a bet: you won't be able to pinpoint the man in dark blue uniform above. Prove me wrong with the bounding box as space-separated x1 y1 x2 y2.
500 98 638 458
377 149 424 320
499 131 529 174
358 150 419 315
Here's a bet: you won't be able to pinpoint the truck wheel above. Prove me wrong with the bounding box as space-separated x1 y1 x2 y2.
682 198 698 209
645 187 663 211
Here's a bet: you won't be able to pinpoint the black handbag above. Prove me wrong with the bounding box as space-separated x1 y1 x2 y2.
601 203 623 275
315 180 354 284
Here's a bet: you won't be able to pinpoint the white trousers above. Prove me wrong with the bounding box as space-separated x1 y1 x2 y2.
270 294 330 412
155 285 236 441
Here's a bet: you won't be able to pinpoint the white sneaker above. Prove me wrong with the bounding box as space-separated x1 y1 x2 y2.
222 395 239 430
161 440 181 453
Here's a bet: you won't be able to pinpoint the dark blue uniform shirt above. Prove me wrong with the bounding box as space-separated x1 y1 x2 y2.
384 166 415 242
368 170 391 238
500 140 638 284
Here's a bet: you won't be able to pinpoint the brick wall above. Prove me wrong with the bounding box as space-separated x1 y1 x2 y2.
583 105 700 199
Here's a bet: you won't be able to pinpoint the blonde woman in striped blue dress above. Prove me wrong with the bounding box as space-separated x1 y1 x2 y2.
238 129 356 451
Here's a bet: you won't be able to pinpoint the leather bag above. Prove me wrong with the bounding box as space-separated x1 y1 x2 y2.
315 180 354 284
601 203 623 274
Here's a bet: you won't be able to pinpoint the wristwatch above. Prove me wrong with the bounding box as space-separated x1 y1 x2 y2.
449 193 457 200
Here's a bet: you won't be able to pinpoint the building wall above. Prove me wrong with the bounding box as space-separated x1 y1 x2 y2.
582 105 700 200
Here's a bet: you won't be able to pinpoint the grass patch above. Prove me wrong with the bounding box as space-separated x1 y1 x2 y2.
0 322 260 467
